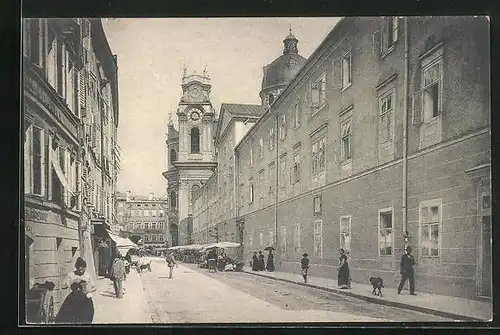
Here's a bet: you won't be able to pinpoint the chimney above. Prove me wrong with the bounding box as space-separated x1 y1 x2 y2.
126 191 131 202
149 192 154 200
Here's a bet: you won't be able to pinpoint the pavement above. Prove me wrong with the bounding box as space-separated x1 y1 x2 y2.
241 267 492 322
92 268 153 324
140 259 392 323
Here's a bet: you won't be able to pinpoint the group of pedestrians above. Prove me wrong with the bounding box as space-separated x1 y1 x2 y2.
299 246 417 295
251 250 274 272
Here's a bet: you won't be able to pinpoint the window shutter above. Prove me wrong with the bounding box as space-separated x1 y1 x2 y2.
78 68 86 117
373 30 381 56
40 130 46 196
82 19 91 39
393 17 399 43
381 18 389 51
412 90 423 126
332 58 342 89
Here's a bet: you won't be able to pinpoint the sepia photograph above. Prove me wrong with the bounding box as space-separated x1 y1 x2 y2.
21 16 492 325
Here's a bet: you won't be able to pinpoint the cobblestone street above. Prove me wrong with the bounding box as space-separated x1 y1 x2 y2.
139 258 452 323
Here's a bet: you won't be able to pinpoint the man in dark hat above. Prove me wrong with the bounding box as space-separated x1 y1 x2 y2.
301 253 309 283
398 246 417 295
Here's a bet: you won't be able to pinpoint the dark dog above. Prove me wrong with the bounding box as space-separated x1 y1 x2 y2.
369 276 384 297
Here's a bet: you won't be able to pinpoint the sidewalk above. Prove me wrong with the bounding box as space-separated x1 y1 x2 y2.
241 267 492 321
92 270 152 324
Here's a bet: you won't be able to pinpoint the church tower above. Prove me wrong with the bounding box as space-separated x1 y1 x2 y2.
164 67 218 245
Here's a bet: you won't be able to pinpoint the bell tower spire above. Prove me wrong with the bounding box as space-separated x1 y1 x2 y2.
283 26 299 55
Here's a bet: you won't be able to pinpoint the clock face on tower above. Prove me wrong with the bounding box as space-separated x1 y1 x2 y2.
188 108 203 121
188 85 202 99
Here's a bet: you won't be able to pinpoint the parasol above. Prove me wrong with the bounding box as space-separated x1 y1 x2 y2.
264 246 275 251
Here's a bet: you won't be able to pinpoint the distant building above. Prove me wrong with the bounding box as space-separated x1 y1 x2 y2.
116 191 169 249
189 17 491 300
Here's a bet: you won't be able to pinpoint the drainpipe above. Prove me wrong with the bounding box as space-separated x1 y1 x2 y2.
234 150 242 263
402 17 409 250
274 113 279 266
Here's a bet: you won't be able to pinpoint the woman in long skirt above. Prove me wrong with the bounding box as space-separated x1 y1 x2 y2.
337 249 350 289
258 251 265 271
252 252 259 271
266 250 275 272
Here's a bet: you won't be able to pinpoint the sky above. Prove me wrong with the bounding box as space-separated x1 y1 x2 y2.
101 18 340 197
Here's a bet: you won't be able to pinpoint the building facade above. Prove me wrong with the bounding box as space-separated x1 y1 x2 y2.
162 69 218 246
23 18 119 319
116 191 169 249
191 17 491 299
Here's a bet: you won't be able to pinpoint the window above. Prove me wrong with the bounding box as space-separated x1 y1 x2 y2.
387 17 399 47
312 137 326 176
341 119 352 161
191 184 200 202
314 219 323 257
248 181 254 204
144 209 149 217
292 153 301 183
269 229 274 246
152 210 157 217
144 222 149 230
159 235 164 242
269 128 274 151
144 234 150 242
191 127 200 153
420 200 441 257
159 209 164 217
422 61 442 121
311 73 326 112
152 222 157 230
249 147 253 167
259 138 264 158
118 202 124 208
280 156 287 189
152 234 157 242
279 113 287 140
281 227 287 253
342 52 352 89
259 232 264 249
249 232 254 248
269 162 275 195
170 191 177 209
379 209 393 256
30 126 45 196
293 224 301 252
170 149 177 164
294 102 300 129
340 216 351 253
379 91 395 145
313 195 322 215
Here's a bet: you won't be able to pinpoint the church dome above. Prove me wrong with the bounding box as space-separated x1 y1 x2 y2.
260 30 307 96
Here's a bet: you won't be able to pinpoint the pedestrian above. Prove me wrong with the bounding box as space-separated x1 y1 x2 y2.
55 280 94 324
218 248 226 271
301 253 309 283
252 251 259 271
398 246 417 295
258 251 265 271
338 249 350 289
110 256 126 299
166 252 178 279
57 257 95 323
266 249 275 272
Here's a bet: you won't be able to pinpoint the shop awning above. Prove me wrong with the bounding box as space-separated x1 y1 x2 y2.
106 230 138 256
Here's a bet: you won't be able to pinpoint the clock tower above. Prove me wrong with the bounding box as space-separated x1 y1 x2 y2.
167 68 217 244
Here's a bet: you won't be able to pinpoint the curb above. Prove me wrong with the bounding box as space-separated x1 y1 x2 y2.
242 270 484 322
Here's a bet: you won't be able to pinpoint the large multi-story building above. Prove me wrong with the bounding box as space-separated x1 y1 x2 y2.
116 191 169 249
23 18 119 319
190 17 491 300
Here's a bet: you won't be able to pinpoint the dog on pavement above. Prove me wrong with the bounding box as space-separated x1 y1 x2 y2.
369 276 384 297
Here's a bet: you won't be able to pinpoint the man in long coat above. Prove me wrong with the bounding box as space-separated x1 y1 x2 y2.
110 256 126 298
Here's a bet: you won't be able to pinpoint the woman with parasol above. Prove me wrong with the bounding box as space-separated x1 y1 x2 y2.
265 246 275 272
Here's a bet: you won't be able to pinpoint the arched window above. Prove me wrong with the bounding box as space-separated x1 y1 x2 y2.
170 191 177 209
170 149 177 164
191 127 200 153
